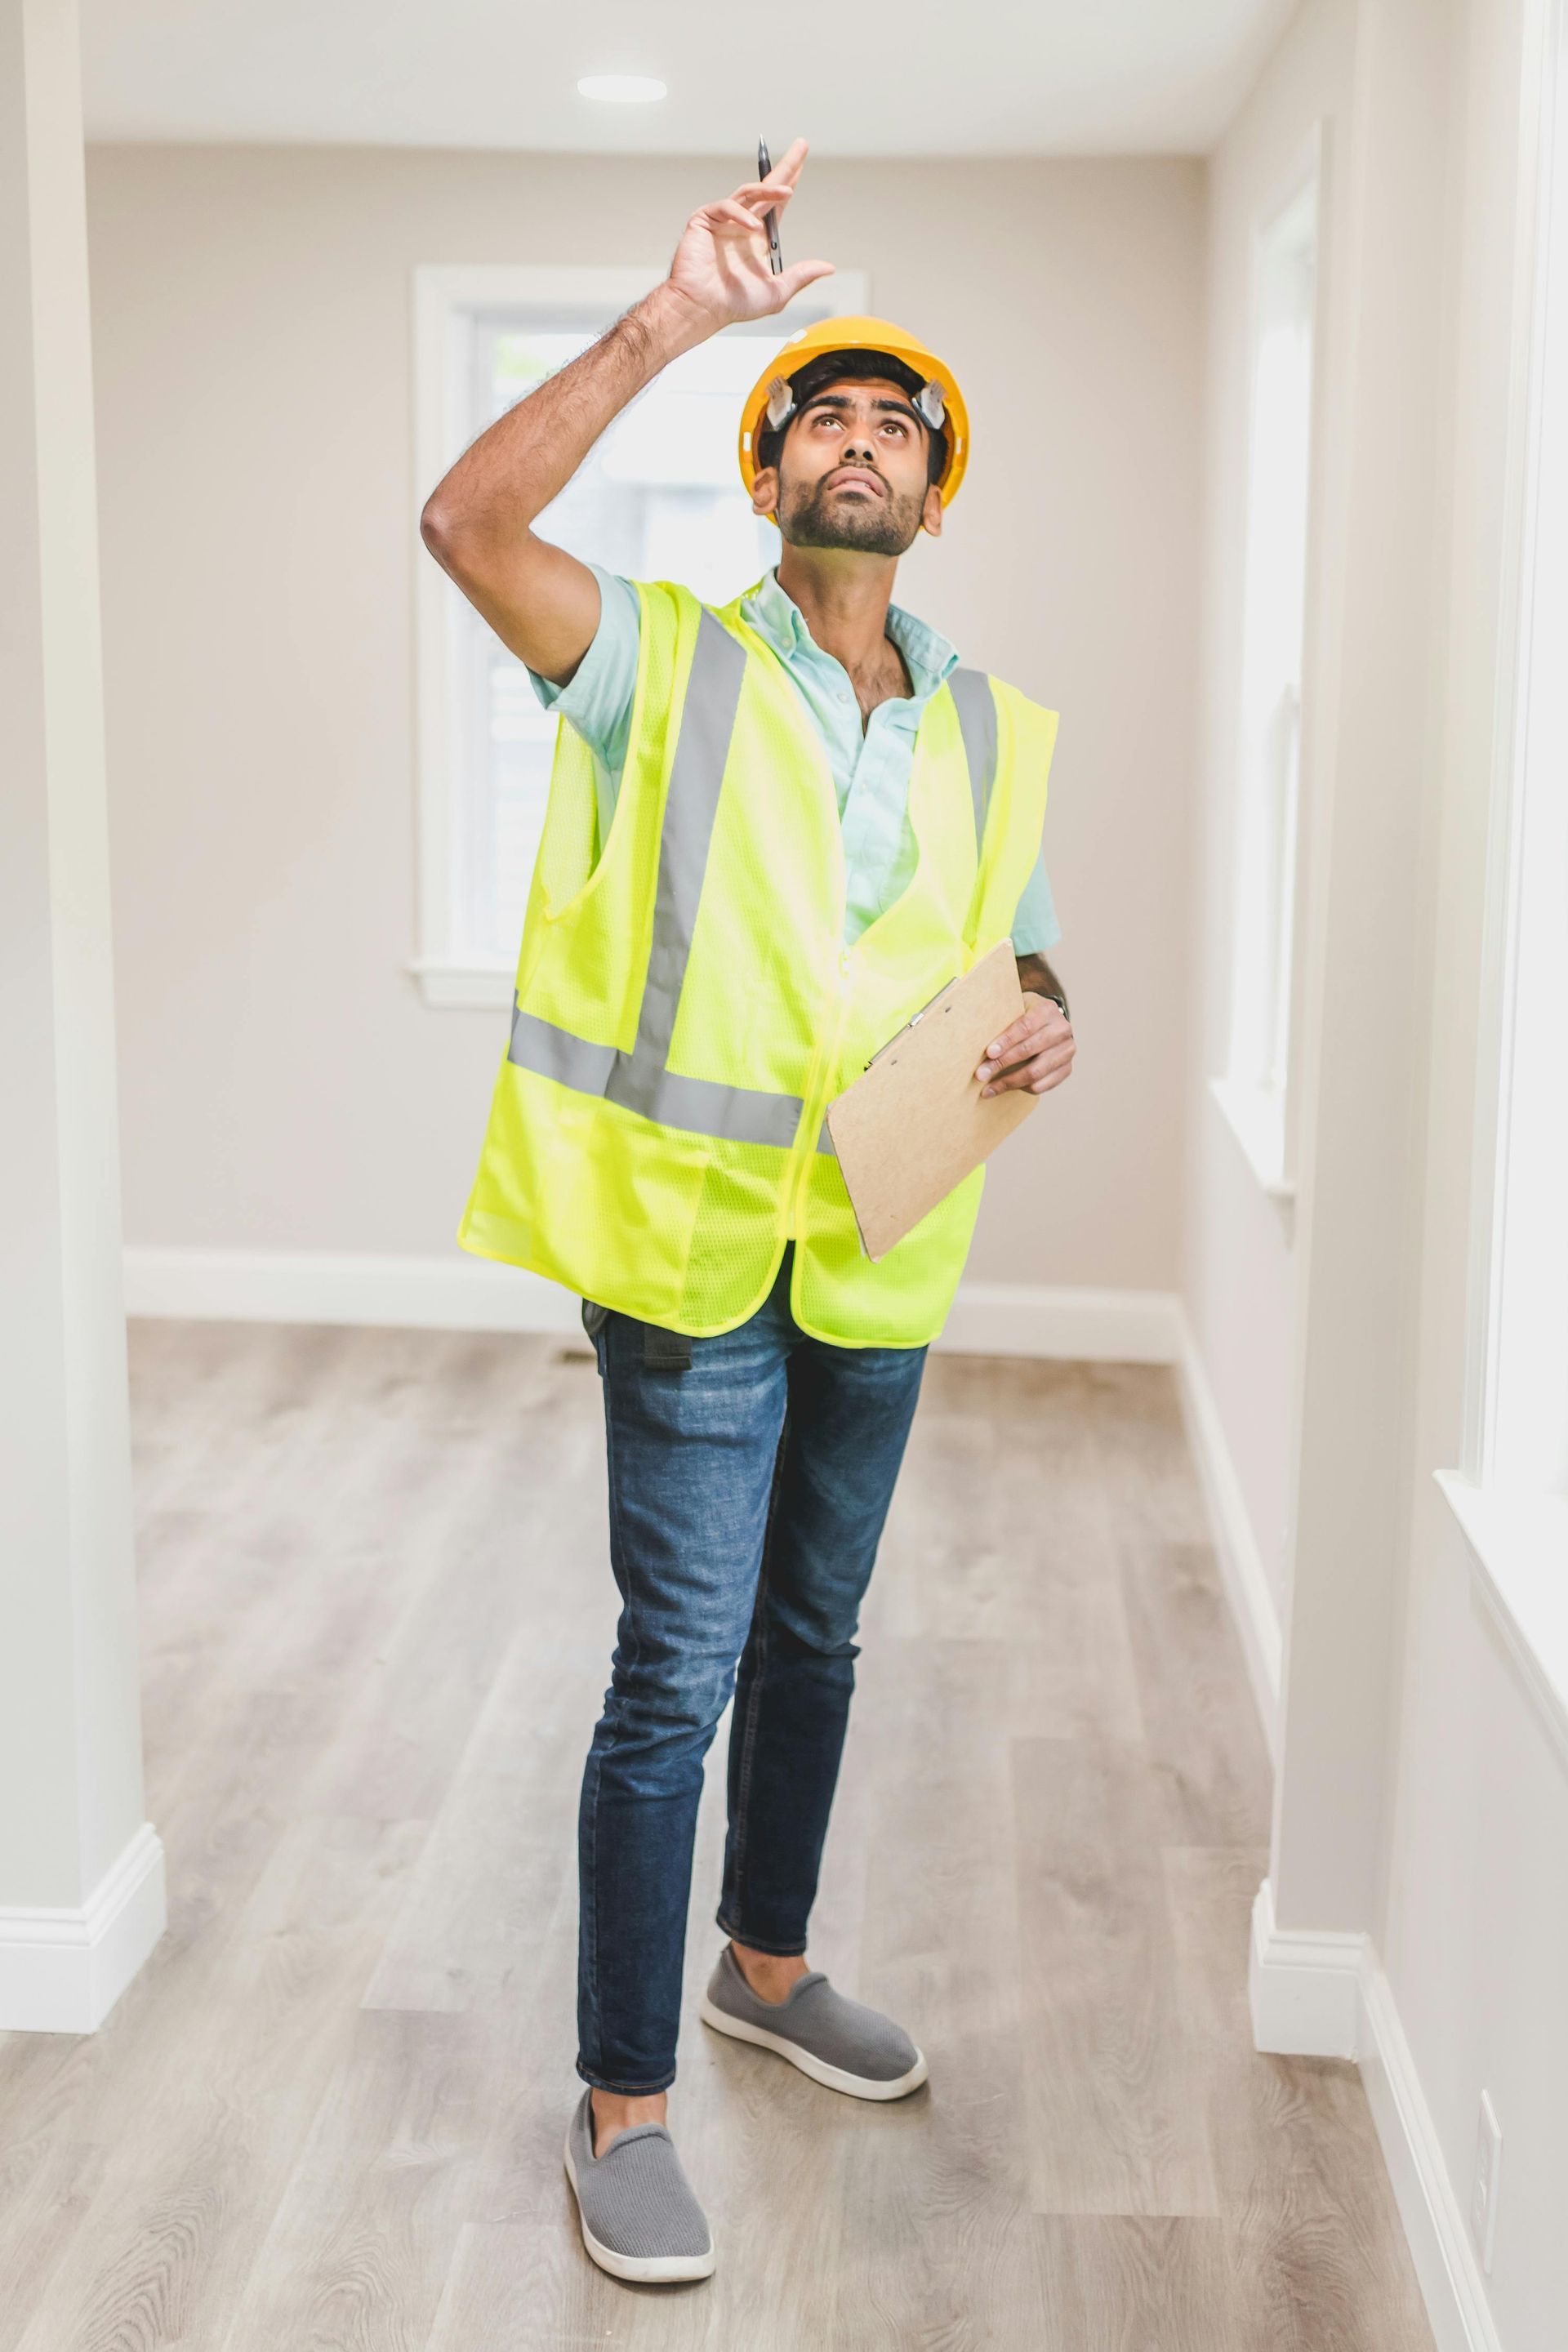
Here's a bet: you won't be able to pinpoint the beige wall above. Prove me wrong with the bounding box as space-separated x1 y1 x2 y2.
84 144 1204 1290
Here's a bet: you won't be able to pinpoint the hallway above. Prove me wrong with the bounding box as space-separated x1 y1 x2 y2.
0 1323 1431 2347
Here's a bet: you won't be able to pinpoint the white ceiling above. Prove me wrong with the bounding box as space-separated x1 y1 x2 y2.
81 0 1298 157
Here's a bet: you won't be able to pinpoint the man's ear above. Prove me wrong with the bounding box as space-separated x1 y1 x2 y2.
920 483 945 539
751 466 780 522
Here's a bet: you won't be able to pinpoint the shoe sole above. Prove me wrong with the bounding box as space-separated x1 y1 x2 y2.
563 2134 716 2284
698 1993 929 2100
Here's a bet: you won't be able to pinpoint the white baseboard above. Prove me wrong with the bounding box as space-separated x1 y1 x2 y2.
1175 1321 1283 1757
0 1823 167 2034
1250 1878 1501 2352
1249 1876 1365 2058
122 1245 583 1336
122 1246 1183 1365
938 1281 1181 1361
1360 1962 1503 2352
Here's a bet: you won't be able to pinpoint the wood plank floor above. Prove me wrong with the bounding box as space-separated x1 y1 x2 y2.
0 1323 1434 2350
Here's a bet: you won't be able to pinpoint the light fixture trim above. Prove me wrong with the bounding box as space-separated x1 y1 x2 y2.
577 73 669 104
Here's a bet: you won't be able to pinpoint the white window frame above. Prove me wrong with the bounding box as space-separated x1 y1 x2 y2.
408 263 867 1009
1440 0 1568 1755
1210 127 1325 1201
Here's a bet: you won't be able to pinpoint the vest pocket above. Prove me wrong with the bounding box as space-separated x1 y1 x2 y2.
675 1145 798 1331
469 1068 710 1324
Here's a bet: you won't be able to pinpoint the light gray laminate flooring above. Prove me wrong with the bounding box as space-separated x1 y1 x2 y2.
0 1321 1434 2350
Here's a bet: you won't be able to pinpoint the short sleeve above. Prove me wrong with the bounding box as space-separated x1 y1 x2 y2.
526 565 642 837
1009 849 1062 959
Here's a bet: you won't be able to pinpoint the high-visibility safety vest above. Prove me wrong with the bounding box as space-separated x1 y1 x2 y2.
457 581 1058 1348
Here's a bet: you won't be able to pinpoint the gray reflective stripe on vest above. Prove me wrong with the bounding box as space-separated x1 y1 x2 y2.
508 608 814 1154
611 608 747 1107
948 667 998 849
508 1002 808 1150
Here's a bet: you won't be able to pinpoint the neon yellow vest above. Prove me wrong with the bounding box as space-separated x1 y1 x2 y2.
457 580 1058 1347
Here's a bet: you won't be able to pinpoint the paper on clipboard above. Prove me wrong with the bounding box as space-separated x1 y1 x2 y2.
824 939 1040 1262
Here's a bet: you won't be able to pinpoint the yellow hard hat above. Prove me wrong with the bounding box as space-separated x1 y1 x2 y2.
737 314 970 507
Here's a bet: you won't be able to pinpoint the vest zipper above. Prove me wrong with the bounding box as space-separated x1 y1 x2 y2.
781 680 850 1245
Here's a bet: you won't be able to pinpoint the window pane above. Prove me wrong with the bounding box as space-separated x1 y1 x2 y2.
1227 182 1319 1120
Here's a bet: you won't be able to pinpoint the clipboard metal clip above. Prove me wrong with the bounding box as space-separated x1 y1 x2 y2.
863 973 962 1071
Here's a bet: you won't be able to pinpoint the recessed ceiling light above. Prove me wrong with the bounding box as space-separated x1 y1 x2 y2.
577 74 668 104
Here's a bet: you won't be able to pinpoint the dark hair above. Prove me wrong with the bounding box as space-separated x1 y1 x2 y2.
755 346 950 487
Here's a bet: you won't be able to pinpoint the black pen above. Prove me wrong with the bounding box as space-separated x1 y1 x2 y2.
757 138 783 276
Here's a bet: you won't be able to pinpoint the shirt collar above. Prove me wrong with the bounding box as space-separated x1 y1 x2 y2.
742 567 960 699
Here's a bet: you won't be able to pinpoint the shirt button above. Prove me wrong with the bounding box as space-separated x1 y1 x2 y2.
837 689 850 702
840 948 852 972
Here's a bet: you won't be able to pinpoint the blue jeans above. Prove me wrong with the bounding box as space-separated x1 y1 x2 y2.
577 1245 928 2094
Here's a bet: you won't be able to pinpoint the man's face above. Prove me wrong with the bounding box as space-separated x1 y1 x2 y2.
753 377 944 555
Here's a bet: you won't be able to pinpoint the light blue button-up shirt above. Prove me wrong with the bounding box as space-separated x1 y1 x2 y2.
527 564 1060 955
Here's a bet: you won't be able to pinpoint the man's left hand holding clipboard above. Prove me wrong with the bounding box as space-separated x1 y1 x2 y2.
976 956 1076 1097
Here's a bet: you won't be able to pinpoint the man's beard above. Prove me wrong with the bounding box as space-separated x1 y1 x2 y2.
777 470 924 557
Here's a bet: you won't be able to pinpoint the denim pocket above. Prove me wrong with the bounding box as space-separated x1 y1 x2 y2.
581 1297 610 1377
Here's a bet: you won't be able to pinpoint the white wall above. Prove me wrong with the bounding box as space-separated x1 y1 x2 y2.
1184 0 1356 1628
0 0 164 2031
83 145 1204 1299
1191 0 1568 2341
1377 0 1568 2336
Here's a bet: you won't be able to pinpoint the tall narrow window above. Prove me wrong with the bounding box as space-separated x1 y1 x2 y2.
1439 16 1568 1682
412 266 866 1005
1214 155 1321 1193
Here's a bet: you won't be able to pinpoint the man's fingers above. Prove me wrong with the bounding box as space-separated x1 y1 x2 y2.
730 137 808 212
987 1004 1058 1057
975 1008 1061 1080
777 259 835 301
979 1016 1042 1065
773 136 809 188
733 176 798 211
980 1039 1076 1097
694 142 808 256
707 198 768 237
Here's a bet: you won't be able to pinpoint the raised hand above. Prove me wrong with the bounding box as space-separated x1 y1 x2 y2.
420 142 833 688
666 139 835 331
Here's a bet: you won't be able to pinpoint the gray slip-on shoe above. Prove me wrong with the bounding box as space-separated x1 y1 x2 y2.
563 2088 715 2284
699 1943 928 2100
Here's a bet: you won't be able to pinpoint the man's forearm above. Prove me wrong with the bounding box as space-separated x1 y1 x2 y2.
1017 951 1068 1019
421 283 710 553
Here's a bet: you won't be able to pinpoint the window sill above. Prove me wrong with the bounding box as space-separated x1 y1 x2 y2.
407 960 514 1011
1209 1076 1296 1201
1437 1471 1568 1775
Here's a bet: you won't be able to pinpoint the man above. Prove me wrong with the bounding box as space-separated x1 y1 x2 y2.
420 140 1074 2286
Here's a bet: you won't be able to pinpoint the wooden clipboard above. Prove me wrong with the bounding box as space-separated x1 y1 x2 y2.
825 939 1040 1262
